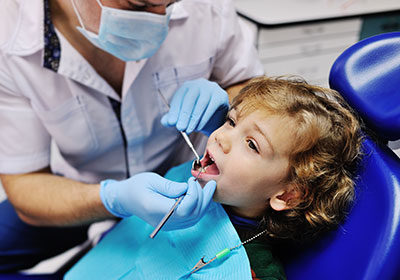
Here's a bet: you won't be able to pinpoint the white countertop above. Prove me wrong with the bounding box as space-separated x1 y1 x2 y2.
234 0 400 25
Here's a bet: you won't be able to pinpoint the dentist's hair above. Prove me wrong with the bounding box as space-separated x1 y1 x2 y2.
232 76 363 243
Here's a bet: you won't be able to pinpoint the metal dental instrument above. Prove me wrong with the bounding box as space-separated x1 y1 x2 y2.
190 229 269 274
149 196 184 239
157 89 201 167
149 169 203 239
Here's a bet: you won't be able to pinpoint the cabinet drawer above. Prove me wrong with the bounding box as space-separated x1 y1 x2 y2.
258 18 362 45
263 52 342 86
258 34 359 61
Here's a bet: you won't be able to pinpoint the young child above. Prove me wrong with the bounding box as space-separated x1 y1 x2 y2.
66 76 363 279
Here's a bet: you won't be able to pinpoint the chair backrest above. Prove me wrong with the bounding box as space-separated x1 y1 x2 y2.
281 32 400 280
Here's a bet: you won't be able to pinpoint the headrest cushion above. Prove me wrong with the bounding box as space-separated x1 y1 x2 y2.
329 32 400 141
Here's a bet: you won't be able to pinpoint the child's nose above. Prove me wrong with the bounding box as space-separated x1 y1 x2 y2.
215 131 231 154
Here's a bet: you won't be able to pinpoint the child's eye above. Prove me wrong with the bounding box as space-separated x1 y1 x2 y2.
247 139 259 153
226 116 235 127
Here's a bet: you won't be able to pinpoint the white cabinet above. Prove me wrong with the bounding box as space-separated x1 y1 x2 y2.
235 0 400 87
240 17 361 86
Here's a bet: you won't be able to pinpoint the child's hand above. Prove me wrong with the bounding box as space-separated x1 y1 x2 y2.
161 78 229 136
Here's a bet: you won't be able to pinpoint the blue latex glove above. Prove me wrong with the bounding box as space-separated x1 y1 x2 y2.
161 78 229 136
100 172 217 230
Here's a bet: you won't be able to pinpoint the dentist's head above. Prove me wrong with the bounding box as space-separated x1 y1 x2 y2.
70 0 178 61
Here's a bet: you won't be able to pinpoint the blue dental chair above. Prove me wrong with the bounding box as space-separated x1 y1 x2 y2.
281 32 400 280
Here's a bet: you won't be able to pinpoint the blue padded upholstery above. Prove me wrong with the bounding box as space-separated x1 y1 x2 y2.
282 32 400 280
283 139 400 279
329 32 400 141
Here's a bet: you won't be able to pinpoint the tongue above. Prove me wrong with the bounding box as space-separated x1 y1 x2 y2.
205 163 219 175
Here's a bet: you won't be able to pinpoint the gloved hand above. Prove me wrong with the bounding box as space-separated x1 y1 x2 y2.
100 172 217 230
161 78 229 136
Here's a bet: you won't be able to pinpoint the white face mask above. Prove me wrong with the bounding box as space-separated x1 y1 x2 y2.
71 0 172 61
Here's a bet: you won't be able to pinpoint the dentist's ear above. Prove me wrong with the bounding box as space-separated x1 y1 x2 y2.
270 186 301 211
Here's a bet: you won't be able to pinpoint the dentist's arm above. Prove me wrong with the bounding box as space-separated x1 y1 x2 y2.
1 168 216 229
1 167 109 226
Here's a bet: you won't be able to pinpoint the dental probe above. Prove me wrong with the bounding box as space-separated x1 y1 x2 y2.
157 89 201 166
149 169 203 239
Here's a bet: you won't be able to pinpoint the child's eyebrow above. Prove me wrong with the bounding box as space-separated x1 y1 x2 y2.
253 123 275 155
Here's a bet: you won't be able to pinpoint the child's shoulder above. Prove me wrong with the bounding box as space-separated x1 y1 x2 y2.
164 160 194 182
244 241 287 280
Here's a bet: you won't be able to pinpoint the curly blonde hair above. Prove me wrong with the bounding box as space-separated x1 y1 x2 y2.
231 76 363 243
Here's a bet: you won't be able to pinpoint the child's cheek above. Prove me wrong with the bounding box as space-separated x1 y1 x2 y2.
211 188 223 203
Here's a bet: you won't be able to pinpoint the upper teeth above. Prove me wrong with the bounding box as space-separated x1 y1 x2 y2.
210 157 215 162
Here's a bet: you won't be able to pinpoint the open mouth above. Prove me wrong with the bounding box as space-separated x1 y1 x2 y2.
192 150 220 176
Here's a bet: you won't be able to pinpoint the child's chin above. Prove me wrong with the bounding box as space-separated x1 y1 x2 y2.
196 178 208 188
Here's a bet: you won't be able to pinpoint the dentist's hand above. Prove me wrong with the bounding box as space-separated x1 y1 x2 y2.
161 78 229 136
100 172 217 230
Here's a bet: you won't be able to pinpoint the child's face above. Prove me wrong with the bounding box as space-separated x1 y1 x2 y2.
192 107 296 218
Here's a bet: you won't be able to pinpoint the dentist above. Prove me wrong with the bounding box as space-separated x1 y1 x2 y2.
0 0 263 271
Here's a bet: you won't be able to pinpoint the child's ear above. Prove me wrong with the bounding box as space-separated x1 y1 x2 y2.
270 186 300 211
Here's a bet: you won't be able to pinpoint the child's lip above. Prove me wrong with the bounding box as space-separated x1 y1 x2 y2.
204 149 219 171
207 149 215 164
191 168 219 182
191 148 220 182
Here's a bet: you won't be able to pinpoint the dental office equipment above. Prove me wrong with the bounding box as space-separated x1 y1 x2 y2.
157 89 201 167
149 196 184 239
149 169 203 239
190 229 268 274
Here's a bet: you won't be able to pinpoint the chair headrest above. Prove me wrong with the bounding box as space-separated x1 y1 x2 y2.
329 32 400 141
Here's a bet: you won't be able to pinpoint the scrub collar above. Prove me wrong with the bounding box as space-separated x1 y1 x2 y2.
43 0 61 72
224 206 261 230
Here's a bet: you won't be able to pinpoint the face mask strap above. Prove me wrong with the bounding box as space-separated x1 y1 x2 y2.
70 0 88 30
95 0 103 8
71 0 104 31
166 4 174 19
